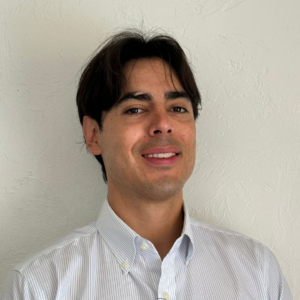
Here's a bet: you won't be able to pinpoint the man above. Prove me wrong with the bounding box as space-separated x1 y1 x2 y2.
1 30 292 299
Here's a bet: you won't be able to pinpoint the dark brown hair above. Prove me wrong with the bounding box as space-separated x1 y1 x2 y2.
76 29 201 183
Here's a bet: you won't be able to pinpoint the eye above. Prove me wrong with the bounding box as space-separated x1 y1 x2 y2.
171 107 188 113
125 108 144 114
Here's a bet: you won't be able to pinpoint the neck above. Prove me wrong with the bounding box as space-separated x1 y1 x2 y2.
107 187 184 260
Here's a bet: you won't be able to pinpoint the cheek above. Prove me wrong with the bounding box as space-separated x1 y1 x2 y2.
114 128 144 159
180 124 196 145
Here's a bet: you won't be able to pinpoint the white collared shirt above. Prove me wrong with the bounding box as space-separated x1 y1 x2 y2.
1 198 292 299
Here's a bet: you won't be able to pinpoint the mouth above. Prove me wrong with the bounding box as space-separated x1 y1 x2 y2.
142 153 179 158
141 152 180 165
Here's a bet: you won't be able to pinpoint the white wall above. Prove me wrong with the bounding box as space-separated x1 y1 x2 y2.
0 0 299 297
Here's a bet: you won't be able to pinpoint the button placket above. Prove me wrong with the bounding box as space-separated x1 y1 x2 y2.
158 250 177 300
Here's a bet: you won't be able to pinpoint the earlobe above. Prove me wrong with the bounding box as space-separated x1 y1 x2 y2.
82 116 102 155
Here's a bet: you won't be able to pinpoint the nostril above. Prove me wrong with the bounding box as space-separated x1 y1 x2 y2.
153 129 172 134
153 130 162 134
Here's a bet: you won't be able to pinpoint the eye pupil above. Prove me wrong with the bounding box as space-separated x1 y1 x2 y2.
127 108 140 114
173 107 186 113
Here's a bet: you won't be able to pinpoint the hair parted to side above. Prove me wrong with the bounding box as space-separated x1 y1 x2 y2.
76 29 201 184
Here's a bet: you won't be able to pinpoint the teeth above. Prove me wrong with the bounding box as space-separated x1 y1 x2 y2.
144 153 176 158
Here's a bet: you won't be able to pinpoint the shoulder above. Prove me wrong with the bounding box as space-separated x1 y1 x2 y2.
189 217 270 265
188 218 292 299
14 222 99 274
190 217 264 244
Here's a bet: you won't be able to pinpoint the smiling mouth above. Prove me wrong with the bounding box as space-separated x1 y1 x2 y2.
142 153 179 158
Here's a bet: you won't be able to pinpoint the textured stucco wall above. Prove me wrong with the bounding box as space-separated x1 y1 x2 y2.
0 0 299 298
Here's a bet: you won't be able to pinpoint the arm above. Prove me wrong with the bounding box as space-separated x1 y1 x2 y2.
266 249 293 300
1 271 36 300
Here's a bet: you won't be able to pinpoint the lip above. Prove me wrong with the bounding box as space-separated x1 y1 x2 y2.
142 154 179 165
141 146 180 166
141 146 180 156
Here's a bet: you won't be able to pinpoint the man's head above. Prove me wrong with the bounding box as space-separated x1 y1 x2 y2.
77 30 201 197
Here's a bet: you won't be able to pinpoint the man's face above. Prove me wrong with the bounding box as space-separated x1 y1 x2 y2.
98 58 196 201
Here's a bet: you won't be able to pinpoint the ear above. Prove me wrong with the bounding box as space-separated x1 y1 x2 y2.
82 116 102 155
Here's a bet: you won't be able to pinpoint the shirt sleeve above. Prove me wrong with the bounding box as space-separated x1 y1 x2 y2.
266 249 293 300
0 271 36 300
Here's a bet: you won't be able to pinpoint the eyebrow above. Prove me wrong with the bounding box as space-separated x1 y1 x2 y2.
116 91 191 106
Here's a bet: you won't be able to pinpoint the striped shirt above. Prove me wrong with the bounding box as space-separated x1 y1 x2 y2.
1 198 292 299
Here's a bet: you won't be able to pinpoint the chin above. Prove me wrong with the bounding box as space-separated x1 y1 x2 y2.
137 177 185 201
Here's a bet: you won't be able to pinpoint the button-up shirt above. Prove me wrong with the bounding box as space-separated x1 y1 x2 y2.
1 198 292 299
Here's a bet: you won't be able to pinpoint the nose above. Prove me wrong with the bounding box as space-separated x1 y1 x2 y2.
148 109 173 136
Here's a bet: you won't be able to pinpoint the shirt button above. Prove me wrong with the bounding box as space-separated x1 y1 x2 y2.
186 260 189 266
140 243 149 250
122 262 130 270
163 292 169 299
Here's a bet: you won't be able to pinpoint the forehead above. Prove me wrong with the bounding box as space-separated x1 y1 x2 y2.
122 58 183 89
123 58 170 74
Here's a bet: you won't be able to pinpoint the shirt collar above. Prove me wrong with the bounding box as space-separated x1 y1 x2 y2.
182 203 195 264
96 198 194 274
